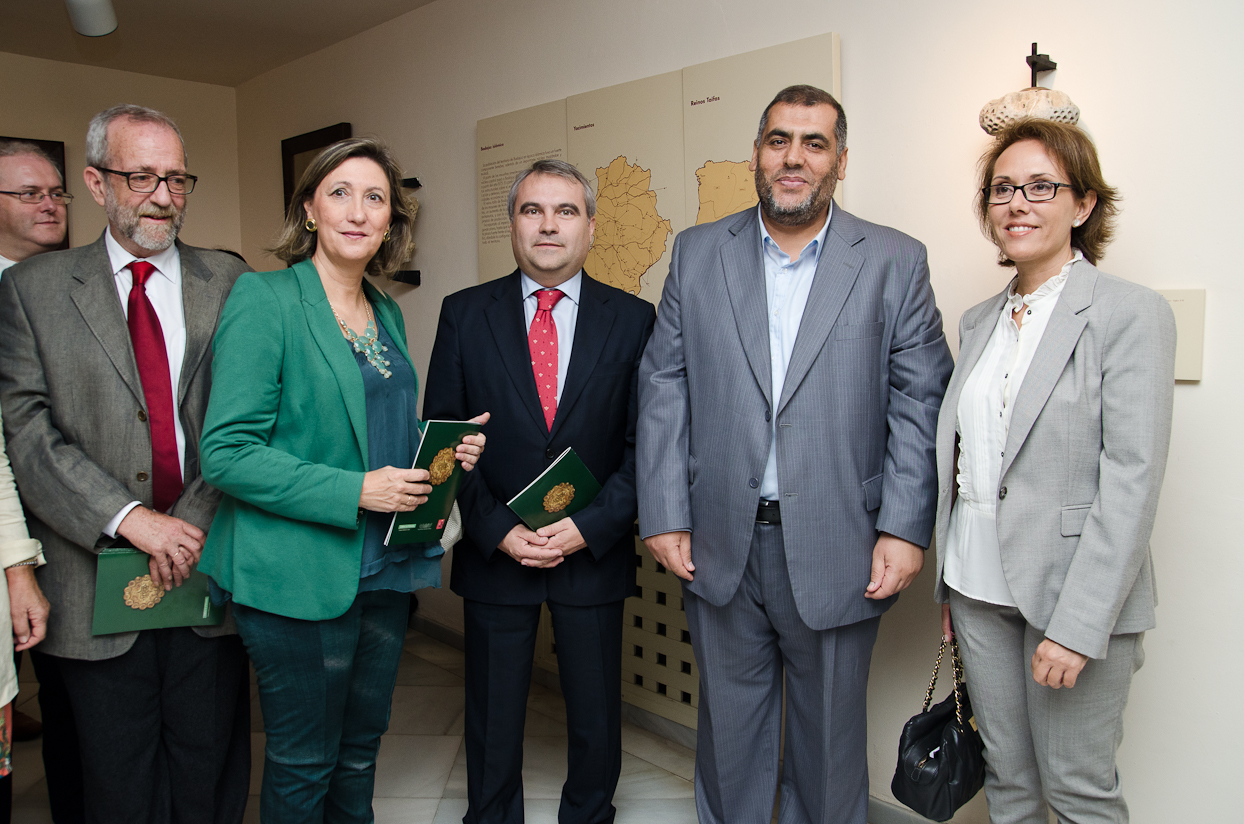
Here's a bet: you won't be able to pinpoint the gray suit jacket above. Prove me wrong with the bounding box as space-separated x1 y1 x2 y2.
0 233 247 660
638 207 953 631
932 260 1176 659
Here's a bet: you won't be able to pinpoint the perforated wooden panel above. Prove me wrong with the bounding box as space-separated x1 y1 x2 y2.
532 538 700 729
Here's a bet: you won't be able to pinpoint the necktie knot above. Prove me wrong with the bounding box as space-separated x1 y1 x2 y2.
536 289 565 313
130 260 156 288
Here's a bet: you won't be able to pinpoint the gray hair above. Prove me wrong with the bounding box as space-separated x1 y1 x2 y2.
506 159 596 220
0 140 64 185
85 104 186 169
756 85 847 156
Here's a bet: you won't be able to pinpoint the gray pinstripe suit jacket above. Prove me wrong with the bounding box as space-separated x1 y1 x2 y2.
0 233 247 660
933 260 1177 659
638 207 953 631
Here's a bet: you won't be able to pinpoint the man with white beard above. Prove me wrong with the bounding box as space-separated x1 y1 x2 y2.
0 105 252 824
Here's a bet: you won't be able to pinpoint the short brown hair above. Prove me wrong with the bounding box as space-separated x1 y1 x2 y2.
269 137 415 279
757 84 847 156
976 118 1119 266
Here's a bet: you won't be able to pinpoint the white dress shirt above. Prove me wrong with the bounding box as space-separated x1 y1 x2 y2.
0 253 16 276
758 203 833 499
944 250 1082 606
102 230 187 535
521 270 582 403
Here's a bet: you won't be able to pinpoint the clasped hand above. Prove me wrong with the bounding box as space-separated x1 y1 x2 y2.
117 506 204 592
498 517 585 568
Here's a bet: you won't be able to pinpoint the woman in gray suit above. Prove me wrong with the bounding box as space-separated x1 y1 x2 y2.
934 118 1176 823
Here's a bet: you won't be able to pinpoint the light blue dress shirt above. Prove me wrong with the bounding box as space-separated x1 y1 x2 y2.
758 203 833 500
521 270 582 403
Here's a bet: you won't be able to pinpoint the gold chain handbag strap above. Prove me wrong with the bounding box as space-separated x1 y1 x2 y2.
950 637 968 729
921 637 970 729
921 638 948 711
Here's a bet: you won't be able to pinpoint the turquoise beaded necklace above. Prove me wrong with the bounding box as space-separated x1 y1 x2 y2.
330 298 392 379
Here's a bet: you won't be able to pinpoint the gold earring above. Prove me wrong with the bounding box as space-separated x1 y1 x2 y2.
383 227 391 242
305 217 317 232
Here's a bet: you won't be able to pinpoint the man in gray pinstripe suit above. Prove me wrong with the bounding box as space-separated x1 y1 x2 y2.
638 85 953 824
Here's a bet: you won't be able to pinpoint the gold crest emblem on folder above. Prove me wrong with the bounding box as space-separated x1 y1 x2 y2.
543 482 575 513
428 447 456 485
123 575 165 610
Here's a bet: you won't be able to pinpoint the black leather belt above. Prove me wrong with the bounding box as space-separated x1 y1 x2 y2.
756 499 781 524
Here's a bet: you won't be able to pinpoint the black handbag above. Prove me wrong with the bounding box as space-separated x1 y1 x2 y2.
891 637 986 821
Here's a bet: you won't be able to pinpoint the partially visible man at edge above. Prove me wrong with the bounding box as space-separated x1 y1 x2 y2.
0 106 251 823
638 85 953 824
0 139 78 822
0 140 68 272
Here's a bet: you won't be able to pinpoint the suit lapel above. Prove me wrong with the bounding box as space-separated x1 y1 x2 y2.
294 259 369 464
485 271 548 433
177 244 223 406
552 274 614 439
1000 261 1095 478
777 206 864 415
70 234 145 406
722 213 773 408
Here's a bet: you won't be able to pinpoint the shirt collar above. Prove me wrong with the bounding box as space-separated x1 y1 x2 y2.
1005 249 1082 312
520 269 582 305
104 228 181 285
757 200 834 267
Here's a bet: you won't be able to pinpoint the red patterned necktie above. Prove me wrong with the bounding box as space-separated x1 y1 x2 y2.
127 261 183 513
528 288 565 430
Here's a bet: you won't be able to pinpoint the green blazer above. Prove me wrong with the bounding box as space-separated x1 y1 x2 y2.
200 259 414 620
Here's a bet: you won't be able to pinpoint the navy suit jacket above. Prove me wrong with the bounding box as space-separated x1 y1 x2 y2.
423 270 655 606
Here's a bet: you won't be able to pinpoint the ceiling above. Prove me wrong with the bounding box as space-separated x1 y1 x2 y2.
0 0 439 87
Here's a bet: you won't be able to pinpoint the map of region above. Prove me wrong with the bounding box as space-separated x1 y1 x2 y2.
695 160 758 225
585 157 672 295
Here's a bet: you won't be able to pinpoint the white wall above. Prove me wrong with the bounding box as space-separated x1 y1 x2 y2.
234 1 1241 820
0 52 241 253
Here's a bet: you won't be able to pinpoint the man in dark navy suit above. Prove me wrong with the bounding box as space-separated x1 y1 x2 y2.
424 159 654 824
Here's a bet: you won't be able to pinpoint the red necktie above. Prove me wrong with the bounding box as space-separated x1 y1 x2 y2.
529 289 565 430
127 261 183 513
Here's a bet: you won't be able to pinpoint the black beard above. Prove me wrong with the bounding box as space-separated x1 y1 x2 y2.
755 166 836 227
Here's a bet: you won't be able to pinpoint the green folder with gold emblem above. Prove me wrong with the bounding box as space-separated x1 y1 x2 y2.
385 420 483 546
91 547 224 635
506 446 603 530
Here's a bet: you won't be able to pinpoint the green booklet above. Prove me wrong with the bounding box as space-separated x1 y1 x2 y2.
507 446 603 530
385 419 483 546
92 547 224 635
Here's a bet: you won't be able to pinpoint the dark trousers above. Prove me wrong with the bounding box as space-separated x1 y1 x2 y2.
234 590 410 824
55 629 251 824
28 650 84 824
463 598 623 824
684 523 881 824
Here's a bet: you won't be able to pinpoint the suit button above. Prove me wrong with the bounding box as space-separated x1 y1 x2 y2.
764 410 771 422
545 447 555 459
137 471 149 482
998 486 1007 500
137 409 147 422
749 478 759 489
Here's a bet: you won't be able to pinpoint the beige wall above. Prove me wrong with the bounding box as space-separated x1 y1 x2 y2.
0 51 240 253
7 0 1212 819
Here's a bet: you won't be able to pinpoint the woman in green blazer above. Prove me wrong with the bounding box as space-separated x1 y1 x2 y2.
199 138 485 823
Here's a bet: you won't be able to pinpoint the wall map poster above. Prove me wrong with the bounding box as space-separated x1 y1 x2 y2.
476 33 841 303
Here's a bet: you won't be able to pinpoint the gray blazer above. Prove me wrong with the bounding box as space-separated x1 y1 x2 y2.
638 207 953 631
0 233 247 660
933 260 1176 659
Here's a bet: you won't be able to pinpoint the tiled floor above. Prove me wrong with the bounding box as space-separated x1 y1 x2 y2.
9 631 699 824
